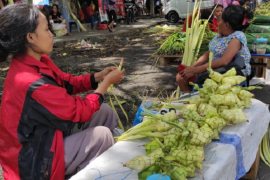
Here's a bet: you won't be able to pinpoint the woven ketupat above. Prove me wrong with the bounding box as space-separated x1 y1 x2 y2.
186 164 196 177
148 148 165 159
171 150 202 165
198 104 217 116
156 120 172 132
145 140 161 155
209 70 223 82
222 68 237 77
203 78 218 91
190 128 212 146
205 117 226 129
212 127 222 140
164 133 181 150
168 166 187 180
220 109 247 124
124 155 155 171
182 109 201 121
164 128 181 135
216 83 232 94
185 120 199 134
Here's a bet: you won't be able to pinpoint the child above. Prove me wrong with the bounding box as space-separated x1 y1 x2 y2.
210 4 223 33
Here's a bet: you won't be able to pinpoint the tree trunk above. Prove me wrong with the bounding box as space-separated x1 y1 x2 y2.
150 0 155 18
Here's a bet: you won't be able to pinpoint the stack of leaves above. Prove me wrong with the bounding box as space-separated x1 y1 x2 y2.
118 52 262 180
155 32 186 55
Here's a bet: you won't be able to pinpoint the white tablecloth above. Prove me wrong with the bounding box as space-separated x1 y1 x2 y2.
70 99 270 180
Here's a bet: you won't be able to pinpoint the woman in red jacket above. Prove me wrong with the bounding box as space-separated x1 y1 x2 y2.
0 4 125 180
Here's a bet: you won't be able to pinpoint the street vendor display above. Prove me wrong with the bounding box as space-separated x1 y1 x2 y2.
117 52 261 179
70 65 270 180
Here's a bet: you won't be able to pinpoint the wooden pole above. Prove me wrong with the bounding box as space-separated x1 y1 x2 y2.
150 0 155 18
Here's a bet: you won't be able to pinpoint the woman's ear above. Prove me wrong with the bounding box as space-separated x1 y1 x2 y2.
26 33 35 44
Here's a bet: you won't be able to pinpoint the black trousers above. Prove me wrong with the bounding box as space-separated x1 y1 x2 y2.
106 9 117 23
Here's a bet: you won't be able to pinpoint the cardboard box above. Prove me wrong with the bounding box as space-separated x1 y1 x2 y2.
241 150 260 180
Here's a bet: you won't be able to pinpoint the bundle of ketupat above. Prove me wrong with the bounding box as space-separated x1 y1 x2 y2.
119 52 262 180
254 2 270 16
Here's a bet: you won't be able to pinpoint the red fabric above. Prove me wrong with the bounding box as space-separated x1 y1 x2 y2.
177 64 196 82
210 18 218 32
79 9 85 22
0 54 101 180
181 11 199 32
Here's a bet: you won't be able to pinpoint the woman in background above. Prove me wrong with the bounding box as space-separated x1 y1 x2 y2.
49 4 71 35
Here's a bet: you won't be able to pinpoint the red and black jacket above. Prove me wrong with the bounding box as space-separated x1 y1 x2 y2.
0 54 103 180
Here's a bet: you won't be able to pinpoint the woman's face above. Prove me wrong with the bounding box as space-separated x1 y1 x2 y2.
52 6 57 13
214 7 223 19
28 13 53 54
218 18 228 34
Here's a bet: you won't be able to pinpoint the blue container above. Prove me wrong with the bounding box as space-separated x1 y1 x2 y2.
133 101 158 126
146 174 171 180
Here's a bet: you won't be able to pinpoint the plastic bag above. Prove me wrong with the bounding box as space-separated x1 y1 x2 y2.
52 23 66 31
54 28 67 37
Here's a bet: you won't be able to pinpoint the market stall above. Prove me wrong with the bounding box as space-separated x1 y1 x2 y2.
70 98 270 180
245 2 270 79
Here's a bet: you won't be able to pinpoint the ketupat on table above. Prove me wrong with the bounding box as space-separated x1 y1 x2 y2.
70 99 270 180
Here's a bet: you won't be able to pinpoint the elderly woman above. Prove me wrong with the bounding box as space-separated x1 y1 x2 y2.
177 5 252 95
0 4 125 180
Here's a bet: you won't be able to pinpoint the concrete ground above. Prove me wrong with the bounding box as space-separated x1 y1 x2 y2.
53 17 169 47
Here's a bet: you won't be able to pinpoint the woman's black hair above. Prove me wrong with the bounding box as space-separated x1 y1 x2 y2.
0 4 40 62
222 4 254 31
52 4 58 10
212 4 223 10
200 9 212 20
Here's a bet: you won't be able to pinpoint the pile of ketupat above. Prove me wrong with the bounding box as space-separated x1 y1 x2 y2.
254 2 270 16
118 53 262 180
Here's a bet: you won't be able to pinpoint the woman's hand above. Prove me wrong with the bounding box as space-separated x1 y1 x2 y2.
104 69 125 85
179 66 197 80
94 66 117 82
94 69 125 96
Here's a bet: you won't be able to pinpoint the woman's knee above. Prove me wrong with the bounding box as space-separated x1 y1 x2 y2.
100 104 118 121
176 73 184 84
92 126 114 143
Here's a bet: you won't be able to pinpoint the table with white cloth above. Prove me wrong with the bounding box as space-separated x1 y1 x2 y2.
70 99 270 180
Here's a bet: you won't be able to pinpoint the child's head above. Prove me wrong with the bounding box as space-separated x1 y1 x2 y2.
212 4 223 19
52 4 58 13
